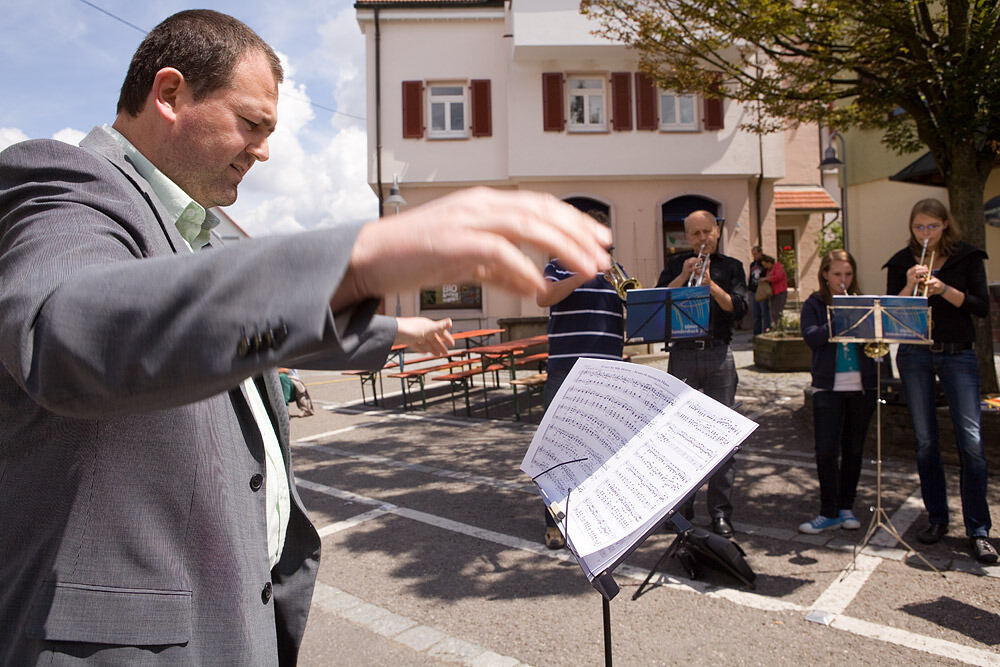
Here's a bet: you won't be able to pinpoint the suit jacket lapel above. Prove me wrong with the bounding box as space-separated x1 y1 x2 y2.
79 127 187 255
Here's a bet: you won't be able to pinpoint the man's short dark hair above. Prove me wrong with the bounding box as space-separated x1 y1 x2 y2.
117 9 283 116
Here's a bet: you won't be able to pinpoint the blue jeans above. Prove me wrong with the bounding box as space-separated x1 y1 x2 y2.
752 298 770 335
896 346 991 537
812 390 875 518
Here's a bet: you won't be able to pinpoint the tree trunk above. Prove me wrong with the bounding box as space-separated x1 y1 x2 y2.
944 146 998 394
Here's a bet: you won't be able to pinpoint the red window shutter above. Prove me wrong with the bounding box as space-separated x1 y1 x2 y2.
402 80 424 138
541 72 564 132
634 72 657 130
703 74 725 131
470 79 492 137
610 72 632 131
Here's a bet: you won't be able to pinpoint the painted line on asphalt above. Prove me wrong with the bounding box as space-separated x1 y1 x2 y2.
316 507 394 538
301 477 1000 666
311 581 530 667
807 552 882 616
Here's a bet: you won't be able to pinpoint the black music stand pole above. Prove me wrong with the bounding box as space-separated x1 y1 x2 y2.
602 596 612 666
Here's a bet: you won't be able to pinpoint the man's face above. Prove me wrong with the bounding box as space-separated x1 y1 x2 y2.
164 50 278 208
685 215 720 254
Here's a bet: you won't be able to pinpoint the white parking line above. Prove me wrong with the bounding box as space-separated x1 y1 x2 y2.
300 477 1000 666
311 582 530 667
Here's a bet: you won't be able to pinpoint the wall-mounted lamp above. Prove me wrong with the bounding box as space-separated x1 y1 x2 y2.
818 131 848 251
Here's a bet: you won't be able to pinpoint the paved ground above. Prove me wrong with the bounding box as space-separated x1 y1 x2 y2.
289 332 1000 666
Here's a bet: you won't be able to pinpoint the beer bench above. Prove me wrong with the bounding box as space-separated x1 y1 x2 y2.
342 360 399 406
509 371 548 421
385 352 477 410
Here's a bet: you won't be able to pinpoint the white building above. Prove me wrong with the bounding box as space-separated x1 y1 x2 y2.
355 0 839 330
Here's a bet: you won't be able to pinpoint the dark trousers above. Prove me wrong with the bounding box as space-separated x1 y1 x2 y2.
542 367 571 527
811 389 875 518
668 344 738 520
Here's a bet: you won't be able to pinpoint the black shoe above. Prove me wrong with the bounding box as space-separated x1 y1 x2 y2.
970 537 998 564
712 516 734 538
917 523 948 544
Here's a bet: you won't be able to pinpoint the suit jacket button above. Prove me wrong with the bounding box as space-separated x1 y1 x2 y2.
249 473 264 491
237 336 251 358
274 324 288 346
262 582 272 604
262 330 274 349
250 333 262 352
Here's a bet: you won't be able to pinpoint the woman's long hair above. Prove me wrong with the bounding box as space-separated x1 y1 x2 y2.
817 249 861 305
907 198 961 257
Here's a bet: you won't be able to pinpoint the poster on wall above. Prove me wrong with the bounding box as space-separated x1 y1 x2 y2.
420 283 483 310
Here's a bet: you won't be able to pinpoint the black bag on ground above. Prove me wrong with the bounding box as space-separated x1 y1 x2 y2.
675 527 756 589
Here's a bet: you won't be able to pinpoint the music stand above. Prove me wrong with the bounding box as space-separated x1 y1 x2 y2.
828 296 943 575
625 286 711 345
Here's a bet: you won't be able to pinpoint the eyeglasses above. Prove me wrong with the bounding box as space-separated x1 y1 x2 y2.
912 224 942 233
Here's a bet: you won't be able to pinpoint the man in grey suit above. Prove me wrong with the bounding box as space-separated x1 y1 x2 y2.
0 10 611 665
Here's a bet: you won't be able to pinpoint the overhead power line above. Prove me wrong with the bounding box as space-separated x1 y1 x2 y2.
74 0 366 122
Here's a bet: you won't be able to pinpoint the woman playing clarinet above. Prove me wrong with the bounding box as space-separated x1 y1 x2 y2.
884 198 996 563
798 250 876 534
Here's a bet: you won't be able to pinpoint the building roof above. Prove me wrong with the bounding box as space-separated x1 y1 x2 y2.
355 1 503 7
888 151 945 187
774 187 839 212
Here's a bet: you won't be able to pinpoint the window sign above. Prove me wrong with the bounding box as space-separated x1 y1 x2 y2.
421 283 483 310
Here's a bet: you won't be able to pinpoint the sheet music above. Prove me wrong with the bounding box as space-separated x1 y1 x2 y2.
521 358 757 580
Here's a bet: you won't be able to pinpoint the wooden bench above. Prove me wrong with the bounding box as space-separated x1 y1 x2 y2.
509 372 548 421
384 352 476 410
432 361 507 417
341 360 399 406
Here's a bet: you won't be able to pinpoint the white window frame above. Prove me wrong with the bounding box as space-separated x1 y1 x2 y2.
566 76 607 132
659 90 699 131
427 82 468 139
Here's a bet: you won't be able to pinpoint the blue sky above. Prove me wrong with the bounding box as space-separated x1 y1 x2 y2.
0 0 377 235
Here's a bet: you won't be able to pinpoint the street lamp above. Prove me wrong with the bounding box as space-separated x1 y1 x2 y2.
819 131 849 251
385 175 407 316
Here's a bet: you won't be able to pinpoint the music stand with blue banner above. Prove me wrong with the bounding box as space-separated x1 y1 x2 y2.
625 286 710 345
825 295 941 575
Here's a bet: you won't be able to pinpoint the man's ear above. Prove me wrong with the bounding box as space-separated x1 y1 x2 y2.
151 67 185 123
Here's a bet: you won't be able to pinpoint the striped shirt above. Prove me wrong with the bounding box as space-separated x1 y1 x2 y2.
544 260 625 376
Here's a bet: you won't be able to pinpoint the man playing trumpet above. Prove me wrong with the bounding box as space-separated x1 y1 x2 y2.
656 210 749 537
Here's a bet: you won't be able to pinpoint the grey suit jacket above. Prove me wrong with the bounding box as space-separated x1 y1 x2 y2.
0 128 395 664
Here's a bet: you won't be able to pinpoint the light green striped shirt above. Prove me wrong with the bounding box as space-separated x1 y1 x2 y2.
103 125 290 569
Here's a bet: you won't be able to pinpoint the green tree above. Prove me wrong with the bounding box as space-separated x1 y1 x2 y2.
582 0 999 391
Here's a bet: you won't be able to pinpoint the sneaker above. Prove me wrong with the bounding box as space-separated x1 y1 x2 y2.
839 510 861 530
798 515 843 534
970 537 998 564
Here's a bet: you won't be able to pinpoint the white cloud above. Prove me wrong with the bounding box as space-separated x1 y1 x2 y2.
0 128 30 151
226 16 377 237
53 128 87 146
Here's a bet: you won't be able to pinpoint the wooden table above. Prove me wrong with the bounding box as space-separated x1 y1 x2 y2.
466 335 548 418
450 328 505 349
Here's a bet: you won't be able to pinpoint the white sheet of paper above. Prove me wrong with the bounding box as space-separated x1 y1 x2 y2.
521 358 757 578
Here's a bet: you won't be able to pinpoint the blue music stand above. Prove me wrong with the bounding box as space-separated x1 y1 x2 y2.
828 296 940 575
625 286 710 345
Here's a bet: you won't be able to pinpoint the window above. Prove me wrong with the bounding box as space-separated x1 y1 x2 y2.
428 84 466 139
659 92 698 131
567 77 606 131
776 229 798 289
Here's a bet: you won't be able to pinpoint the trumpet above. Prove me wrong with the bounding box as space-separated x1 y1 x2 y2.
912 238 930 297
687 244 708 287
604 250 642 299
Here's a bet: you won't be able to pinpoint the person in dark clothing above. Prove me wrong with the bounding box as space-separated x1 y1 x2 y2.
536 211 625 549
749 245 769 334
798 250 876 534
656 210 748 537
884 198 996 564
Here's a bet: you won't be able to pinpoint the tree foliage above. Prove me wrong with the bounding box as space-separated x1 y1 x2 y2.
582 0 1000 391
